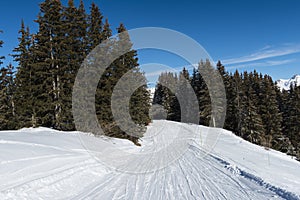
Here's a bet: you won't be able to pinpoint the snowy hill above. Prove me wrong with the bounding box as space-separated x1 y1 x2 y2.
277 74 300 91
0 121 300 199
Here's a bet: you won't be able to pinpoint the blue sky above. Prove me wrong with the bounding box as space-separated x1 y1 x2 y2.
1 0 300 83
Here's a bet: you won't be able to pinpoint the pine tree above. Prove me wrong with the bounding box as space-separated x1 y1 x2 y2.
153 72 179 121
57 0 88 130
259 75 282 149
30 0 74 128
12 21 35 128
217 61 236 131
86 2 104 52
198 60 212 126
285 84 300 158
0 64 16 130
116 24 151 139
95 23 151 143
240 72 265 144
172 67 196 123
168 68 192 122
231 70 243 136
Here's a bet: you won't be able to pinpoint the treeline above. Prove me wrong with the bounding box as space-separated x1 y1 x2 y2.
153 60 300 160
0 0 150 144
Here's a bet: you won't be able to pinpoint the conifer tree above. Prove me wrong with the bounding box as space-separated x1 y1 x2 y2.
29 0 65 128
58 0 88 130
285 85 300 158
217 61 235 131
95 23 151 143
240 72 265 144
173 67 194 123
168 68 191 122
12 21 35 128
0 64 16 130
259 75 282 148
87 2 104 52
153 72 178 120
198 60 212 126
231 70 243 136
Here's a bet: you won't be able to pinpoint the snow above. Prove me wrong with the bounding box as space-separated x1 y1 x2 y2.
148 87 156 100
0 120 300 199
277 74 300 91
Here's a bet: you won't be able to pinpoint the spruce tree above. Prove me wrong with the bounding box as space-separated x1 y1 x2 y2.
0 64 16 130
87 2 104 52
12 21 35 128
115 24 151 140
29 0 66 128
285 84 300 158
198 60 212 126
173 67 194 123
58 0 88 130
217 61 236 131
153 72 178 120
259 75 282 149
95 23 151 143
232 70 243 136
240 72 265 144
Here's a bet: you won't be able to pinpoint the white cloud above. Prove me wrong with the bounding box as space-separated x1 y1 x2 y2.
222 44 300 65
226 59 296 70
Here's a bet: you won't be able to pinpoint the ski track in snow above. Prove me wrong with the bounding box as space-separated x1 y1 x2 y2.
0 121 299 200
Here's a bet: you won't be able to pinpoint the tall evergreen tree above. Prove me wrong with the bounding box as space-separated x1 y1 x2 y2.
57 0 88 130
95 23 151 143
28 0 66 128
259 75 283 148
153 72 178 120
217 61 235 131
285 85 300 158
12 21 35 128
198 60 212 126
86 2 104 52
240 72 265 144
0 64 16 130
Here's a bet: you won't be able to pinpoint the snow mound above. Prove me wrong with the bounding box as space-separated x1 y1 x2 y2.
0 120 300 199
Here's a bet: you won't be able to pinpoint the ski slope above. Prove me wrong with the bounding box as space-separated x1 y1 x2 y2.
0 120 299 199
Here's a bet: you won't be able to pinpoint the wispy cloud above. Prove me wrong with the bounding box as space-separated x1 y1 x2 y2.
145 63 198 78
222 44 300 65
226 59 296 70
144 44 300 79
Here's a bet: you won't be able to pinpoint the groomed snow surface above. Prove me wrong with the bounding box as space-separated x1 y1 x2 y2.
0 120 299 200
